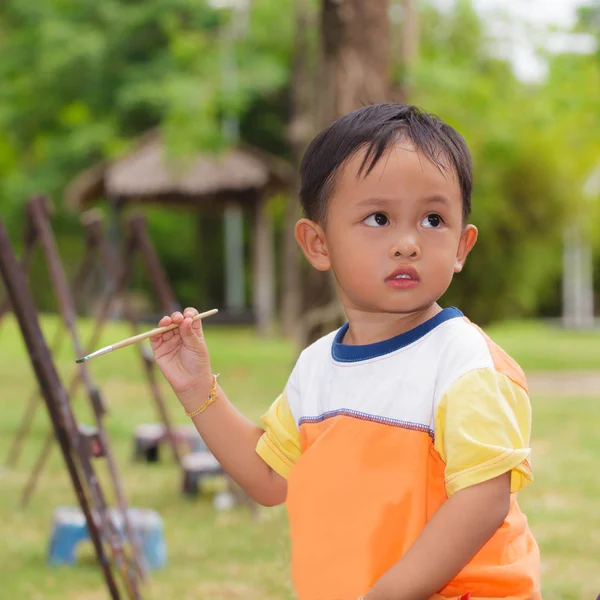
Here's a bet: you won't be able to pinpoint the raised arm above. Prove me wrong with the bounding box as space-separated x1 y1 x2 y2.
150 308 287 507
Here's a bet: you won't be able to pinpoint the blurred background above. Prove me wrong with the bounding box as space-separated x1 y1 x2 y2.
1 0 599 330
0 1 599 599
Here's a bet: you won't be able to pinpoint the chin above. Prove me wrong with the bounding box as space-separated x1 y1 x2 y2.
389 303 435 315
350 297 435 315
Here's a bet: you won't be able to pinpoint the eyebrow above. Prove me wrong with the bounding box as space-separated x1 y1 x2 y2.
422 195 451 207
354 197 395 210
354 195 452 210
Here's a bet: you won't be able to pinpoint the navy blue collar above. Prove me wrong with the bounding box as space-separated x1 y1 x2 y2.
331 307 463 363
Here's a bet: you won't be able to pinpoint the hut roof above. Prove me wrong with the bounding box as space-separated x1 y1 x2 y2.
66 130 293 210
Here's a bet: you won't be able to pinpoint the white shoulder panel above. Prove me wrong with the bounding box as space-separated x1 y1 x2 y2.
286 329 338 426
431 318 494 410
287 318 495 435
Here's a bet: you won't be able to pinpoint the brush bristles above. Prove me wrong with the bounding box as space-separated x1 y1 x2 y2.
74 345 114 364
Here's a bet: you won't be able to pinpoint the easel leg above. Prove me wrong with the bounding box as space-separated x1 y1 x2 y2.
21 197 146 590
0 216 123 600
6 230 98 468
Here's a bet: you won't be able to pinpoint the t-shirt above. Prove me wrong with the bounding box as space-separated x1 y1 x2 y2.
255 307 541 600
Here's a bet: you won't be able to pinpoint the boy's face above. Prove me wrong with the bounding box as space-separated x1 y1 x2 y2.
296 141 478 317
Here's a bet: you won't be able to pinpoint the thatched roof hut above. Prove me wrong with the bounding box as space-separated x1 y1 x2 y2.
66 130 292 210
66 131 293 334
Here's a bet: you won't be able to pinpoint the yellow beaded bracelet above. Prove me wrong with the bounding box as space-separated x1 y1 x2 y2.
185 373 220 418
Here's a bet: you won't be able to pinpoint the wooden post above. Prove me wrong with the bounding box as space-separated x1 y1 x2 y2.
252 194 274 336
562 223 595 329
224 203 246 314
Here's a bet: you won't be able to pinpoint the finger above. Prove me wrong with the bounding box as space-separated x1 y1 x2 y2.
161 330 175 343
191 313 204 335
179 316 193 334
150 315 172 346
179 316 201 340
183 307 198 318
171 311 184 323
152 332 183 359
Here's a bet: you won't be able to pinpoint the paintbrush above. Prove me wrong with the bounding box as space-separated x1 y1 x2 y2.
75 308 218 363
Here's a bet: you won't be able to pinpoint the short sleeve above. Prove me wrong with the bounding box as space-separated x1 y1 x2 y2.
256 391 301 479
434 368 533 497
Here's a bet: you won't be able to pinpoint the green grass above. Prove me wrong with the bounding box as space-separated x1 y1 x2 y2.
0 315 598 599
485 319 600 372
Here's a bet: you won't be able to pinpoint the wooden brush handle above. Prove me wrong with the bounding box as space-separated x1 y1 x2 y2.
111 308 218 351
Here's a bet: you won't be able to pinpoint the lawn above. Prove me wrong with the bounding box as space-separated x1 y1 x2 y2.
0 314 598 599
485 319 600 372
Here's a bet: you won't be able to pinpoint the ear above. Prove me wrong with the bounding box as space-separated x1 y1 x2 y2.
294 218 331 272
454 224 478 273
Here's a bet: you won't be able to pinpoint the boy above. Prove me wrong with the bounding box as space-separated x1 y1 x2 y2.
151 104 541 599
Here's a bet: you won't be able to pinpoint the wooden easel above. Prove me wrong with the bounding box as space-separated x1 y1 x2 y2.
5 210 184 472
79 211 183 466
0 203 143 599
5 207 111 468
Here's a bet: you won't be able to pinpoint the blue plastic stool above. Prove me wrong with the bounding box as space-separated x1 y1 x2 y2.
48 506 166 570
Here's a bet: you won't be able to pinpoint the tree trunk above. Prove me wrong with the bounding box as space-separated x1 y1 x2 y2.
319 0 391 125
398 0 419 103
299 0 391 347
281 0 316 338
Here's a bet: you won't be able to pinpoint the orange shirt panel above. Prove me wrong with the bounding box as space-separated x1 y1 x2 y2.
464 319 528 392
288 415 540 600
289 417 441 599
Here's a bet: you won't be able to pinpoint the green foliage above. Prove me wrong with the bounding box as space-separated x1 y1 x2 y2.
0 0 293 310
577 0 600 36
0 0 292 182
411 1 599 322
0 0 597 321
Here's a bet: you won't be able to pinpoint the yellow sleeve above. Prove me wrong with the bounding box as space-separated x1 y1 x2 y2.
255 391 301 479
434 368 533 497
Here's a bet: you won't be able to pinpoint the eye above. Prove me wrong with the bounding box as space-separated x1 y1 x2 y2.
364 212 389 227
421 213 443 229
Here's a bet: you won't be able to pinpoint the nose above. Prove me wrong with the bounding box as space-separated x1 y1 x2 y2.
390 229 420 259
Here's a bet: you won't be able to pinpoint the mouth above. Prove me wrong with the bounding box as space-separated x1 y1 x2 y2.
386 266 419 282
385 266 420 289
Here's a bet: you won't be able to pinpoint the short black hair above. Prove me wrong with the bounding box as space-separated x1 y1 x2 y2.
299 103 473 224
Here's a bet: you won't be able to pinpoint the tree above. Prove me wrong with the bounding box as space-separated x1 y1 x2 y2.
298 0 391 346
1 0 595 324
405 1 574 323
281 0 318 337
0 0 294 309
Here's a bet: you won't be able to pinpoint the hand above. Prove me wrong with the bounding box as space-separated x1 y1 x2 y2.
150 307 214 408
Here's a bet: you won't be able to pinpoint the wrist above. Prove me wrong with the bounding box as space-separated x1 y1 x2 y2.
177 373 216 411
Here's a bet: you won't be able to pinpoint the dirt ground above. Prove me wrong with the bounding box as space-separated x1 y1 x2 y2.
527 371 600 397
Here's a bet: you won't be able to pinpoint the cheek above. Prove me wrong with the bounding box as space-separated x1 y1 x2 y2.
328 229 378 272
419 236 461 278
426 232 460 257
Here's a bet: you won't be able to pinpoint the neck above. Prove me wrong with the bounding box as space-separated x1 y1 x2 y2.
342 303 442 346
